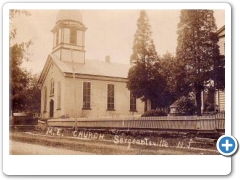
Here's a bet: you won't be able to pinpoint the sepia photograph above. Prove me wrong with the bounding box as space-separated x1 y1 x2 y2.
8 7 226 156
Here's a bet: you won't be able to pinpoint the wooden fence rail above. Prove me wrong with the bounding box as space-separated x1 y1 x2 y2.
46 115 225 132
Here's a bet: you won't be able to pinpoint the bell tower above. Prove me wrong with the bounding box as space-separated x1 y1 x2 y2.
51 10 87 63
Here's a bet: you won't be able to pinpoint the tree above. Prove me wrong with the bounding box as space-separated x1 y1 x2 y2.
211 54 225 90
176 95 197 115
10 45 41 112
127 10 160 111
23 73 41 112
9 10 40 113
176 10 222 116
155 52 178 108
10 10 31 40
10 43 30 112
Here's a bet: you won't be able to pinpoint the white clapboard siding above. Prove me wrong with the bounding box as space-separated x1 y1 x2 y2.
215 90 225 112
218 36 225 55
215 26 225 112
219 90 225 112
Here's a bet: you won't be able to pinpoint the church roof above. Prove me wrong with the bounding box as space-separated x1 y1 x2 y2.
56 10 83 24
51 54 131 79
216 25 225 34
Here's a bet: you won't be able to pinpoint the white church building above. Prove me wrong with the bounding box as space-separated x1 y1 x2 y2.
38 10 145 119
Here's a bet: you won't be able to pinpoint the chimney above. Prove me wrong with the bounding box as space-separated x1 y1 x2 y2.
105 55 110 63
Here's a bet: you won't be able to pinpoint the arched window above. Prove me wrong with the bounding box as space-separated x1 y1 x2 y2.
44 86 47 112
56 30 59 45
50 79 54 96
70 29 77 45
57 81 61 109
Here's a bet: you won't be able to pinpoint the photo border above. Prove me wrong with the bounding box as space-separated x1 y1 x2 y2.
3 2 231 175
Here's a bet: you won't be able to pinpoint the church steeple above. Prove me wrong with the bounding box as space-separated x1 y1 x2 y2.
51 10 87 63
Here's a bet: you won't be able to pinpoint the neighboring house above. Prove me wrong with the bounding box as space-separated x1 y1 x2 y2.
169 98 182 115
215 25 225 112
38 10 145 119
169 95 196 116
10 112 37 125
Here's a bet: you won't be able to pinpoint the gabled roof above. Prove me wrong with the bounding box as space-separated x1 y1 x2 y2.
51 54 131 78
170 95 196 108
38 55 53 85
216 25 225 35
170 97 183 108
38 54 131 85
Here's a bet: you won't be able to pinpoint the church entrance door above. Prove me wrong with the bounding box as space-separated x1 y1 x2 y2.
50 100 54 118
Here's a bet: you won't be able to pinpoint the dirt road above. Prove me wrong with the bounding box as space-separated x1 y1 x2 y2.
10 132 220 155
10 140 93 155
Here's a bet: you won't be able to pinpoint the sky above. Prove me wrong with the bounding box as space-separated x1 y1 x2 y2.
11 9 225 74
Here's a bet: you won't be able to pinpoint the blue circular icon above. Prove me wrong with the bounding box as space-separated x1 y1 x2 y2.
217 135 238 156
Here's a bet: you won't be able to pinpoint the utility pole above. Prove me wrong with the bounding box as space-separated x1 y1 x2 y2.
71 49 78 130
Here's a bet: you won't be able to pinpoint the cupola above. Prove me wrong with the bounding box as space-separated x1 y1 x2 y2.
51 10 87 63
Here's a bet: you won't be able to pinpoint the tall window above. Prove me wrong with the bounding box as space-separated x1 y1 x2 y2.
130 91 137 111
56 30 59 45
83 82 91 109
50 79 54 96
70 29 77 45
44 87 47 112
107 84 114 110
224 42 225 55
57 81 61 109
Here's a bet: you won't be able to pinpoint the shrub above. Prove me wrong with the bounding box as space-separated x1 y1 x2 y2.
177 96 197 115
141 110 168 117
204 102 215 112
